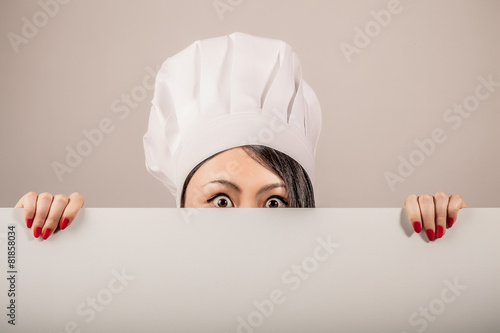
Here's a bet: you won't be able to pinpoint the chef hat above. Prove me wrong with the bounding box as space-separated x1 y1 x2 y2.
143 32 322 207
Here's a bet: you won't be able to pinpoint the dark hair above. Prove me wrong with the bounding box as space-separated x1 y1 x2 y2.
180 145 315 207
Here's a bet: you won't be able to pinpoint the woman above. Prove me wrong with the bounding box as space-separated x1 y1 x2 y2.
15 32 466 241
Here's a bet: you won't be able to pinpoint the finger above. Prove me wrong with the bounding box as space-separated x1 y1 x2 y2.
404 194 422 233
15 192 38 229
59 192 84 230
32 192 53 239
447 193 467 228
41 194 69 240
434 191 449 239
14 195 24 208
418 194 436 241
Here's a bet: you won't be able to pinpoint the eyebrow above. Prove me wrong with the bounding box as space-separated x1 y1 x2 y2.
203 179 285 196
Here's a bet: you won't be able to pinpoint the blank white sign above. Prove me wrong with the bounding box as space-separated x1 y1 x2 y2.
1 208 499 333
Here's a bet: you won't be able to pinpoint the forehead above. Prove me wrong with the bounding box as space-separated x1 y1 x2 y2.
189 147 283 186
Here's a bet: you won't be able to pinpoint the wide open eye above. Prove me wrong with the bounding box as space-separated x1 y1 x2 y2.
265 196 287 208
209 194 234 208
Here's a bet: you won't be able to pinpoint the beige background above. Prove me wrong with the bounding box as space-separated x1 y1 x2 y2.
0 0 499 208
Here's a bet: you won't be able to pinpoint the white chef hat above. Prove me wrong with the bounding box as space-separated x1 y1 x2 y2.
143 32 322 207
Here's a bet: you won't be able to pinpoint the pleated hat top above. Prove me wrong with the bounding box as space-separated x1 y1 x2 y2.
143 32 322 207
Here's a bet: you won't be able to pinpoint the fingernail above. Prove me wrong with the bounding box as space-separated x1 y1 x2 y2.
436 225 444 238
26 218 33 228
412 221 421 233
60 218 69 230
34 227 42 238
42 228 52 240
447 217 454 228
426 229 435 241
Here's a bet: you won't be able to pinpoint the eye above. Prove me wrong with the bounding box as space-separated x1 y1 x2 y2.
209 194 234 208
265 196 287 208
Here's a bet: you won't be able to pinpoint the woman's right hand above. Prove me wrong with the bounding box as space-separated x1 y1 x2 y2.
15 192 84 240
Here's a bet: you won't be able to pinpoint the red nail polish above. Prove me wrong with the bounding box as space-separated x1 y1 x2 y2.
34 227 42 238
26 218 33 228
412 222 421 233
426 229 435 241
447 218 454 228
436 225 444 238
42 228 52 240
60 218 69 230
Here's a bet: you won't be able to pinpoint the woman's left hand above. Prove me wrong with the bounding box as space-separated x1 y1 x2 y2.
404 192 467 241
